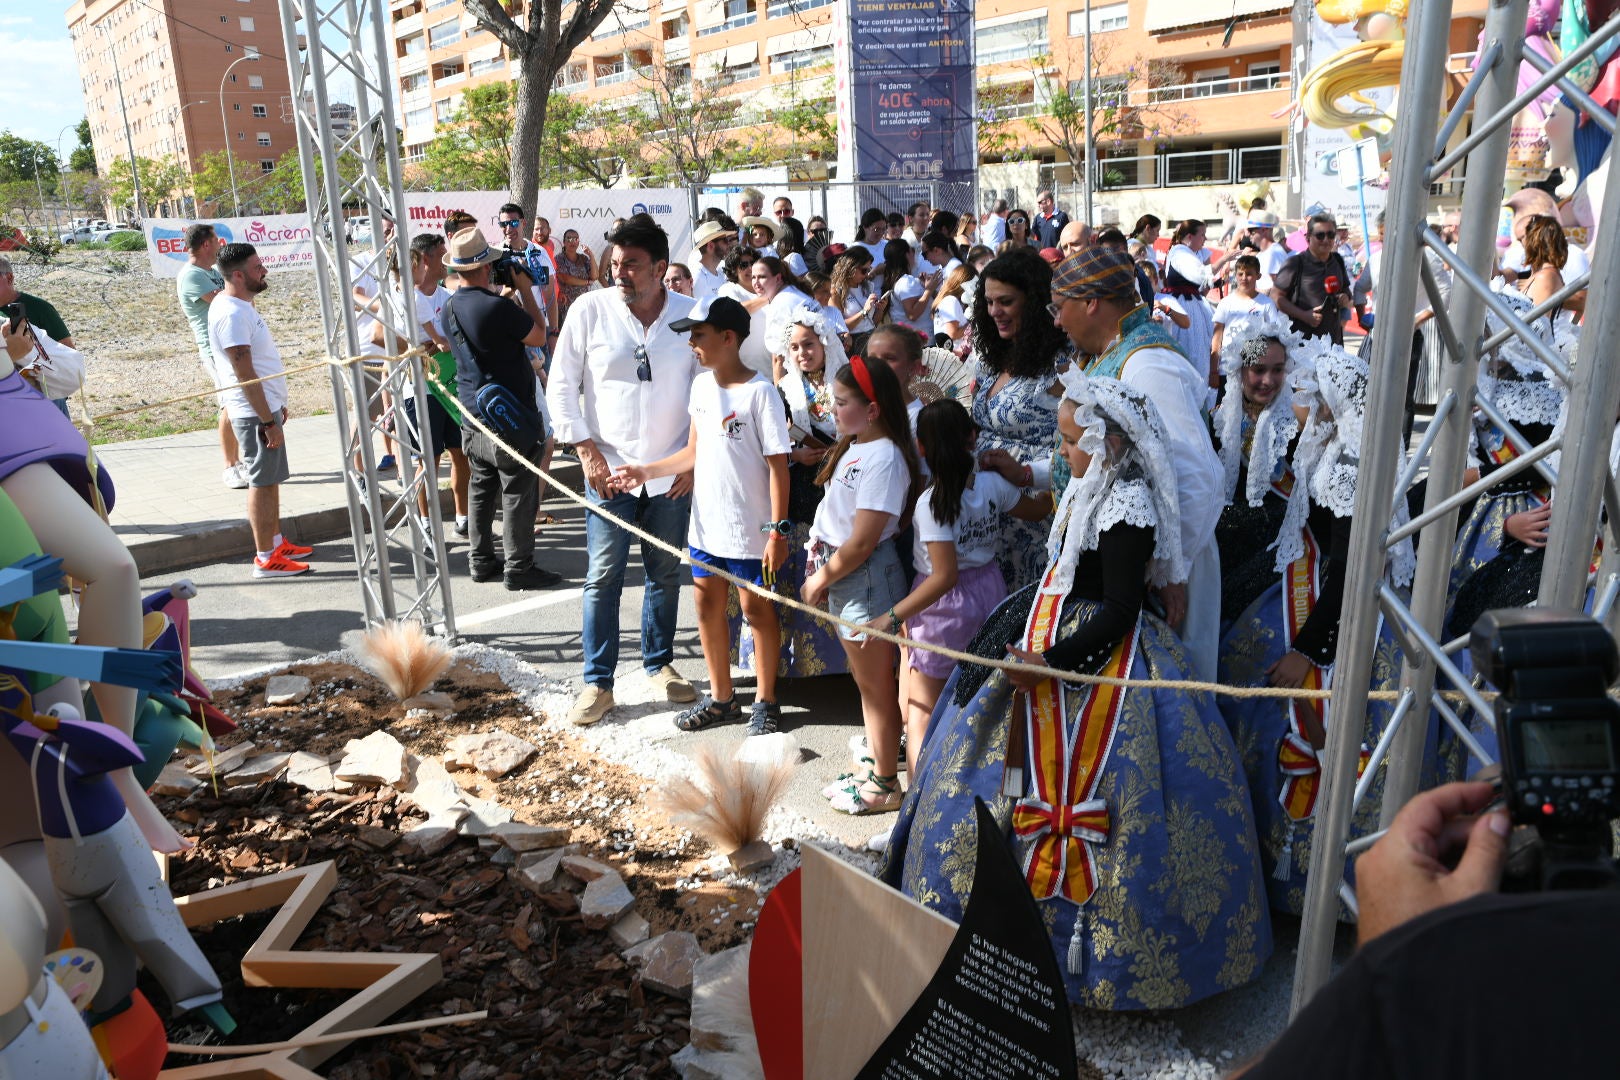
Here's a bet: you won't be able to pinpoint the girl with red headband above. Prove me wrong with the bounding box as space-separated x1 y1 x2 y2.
801 355 921 814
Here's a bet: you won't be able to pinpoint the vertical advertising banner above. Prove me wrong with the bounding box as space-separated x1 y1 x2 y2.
145 215 315 278
1299 13 1392 230
845 0 975 188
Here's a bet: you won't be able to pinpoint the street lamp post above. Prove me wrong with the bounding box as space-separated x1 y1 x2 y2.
220 54 260 216
53 123 80 233
176 101 209 215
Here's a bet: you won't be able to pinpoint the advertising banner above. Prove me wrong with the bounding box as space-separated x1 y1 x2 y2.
1299 12 1391 234
145 214 315 278
844 0 975 189
401 189 692 265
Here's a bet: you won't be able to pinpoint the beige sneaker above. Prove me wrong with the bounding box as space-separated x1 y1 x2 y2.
647 664 698 703
567 685 615 727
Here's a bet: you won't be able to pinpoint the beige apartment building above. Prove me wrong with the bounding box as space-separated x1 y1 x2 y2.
66 0 296 212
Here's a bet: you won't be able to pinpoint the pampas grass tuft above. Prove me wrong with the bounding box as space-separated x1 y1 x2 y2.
355 620 453 701
655 742 797 853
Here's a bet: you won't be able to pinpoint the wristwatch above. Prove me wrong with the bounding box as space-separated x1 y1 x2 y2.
760 520 792 537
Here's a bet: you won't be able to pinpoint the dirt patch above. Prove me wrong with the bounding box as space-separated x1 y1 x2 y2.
157 657 765 1077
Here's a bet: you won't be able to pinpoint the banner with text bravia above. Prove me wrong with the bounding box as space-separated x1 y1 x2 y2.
401 189 691 263
845 0 975 192
145 214 315 279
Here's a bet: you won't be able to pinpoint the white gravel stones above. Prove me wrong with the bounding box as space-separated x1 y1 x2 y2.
445 730 538 779
334 730 408 786
625 931 704 1000
1071 1012 1220 1080
264 675 312 706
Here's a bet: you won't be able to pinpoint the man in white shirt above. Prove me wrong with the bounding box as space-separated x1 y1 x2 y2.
1250 211 1290 293
981 199 1010 247
174 222 245 488
548 214 702 727
208 243 312 579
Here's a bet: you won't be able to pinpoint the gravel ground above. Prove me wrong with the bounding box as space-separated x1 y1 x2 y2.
12 249 334 443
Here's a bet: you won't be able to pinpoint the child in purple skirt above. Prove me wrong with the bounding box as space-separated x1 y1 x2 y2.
867 399 1049 770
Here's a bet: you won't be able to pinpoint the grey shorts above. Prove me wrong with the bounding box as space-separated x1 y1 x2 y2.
828 538 908 642
231 416 291 488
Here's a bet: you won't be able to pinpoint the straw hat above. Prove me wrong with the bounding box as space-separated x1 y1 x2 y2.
444 227 501 270
740 215 783 243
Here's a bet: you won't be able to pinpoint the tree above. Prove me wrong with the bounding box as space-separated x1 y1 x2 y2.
57 170 106 217
104 155 189 218
0 132 60 187
541 94 641 189
462 0 620 215
976 79 1035 163
627 65 745 185
420 82 515 191
773 65 837 166
69 119 96 175
1029 43 1187 182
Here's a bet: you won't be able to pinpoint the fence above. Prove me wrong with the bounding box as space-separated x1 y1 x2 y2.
686 179 979 232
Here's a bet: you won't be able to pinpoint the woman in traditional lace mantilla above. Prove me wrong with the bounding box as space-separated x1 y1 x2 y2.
1209 308 1310 630
1446 288 1577 600
1216 344 1445 916
883 374 1271 1011
727 306 849 679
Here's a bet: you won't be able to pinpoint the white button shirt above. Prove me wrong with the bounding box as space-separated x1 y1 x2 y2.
548 286 699 497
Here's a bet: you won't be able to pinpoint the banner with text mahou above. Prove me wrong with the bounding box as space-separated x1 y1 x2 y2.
145 214 315 278
401 190 691 263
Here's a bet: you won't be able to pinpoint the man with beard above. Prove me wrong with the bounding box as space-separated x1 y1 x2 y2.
208 243 313 578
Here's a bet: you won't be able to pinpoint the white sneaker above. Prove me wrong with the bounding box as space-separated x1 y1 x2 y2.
222 463 249 489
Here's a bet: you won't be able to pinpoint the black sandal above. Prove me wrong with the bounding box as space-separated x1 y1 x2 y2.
673 694 741 731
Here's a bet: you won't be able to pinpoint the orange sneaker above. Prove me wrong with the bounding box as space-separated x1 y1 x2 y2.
252 552 311 578
274 538 314 559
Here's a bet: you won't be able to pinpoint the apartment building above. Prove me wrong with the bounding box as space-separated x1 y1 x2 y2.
66 0 295 206
391 0 1489 219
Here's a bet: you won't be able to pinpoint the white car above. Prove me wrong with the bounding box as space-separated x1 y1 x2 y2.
58 226 95 244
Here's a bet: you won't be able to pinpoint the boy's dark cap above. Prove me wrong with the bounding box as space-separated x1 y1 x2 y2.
669 295 752 340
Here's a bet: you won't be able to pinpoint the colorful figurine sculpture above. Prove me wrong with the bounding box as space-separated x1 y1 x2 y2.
0 857 107 1079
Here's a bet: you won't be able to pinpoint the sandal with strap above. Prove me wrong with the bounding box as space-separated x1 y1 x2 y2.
746 700 781 736
673 694 740 732
823 756 875 799
828 773 903 816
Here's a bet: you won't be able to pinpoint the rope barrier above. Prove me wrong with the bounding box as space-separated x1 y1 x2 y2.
423 369 1488 706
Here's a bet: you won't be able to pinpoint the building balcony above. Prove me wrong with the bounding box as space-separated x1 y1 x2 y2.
1089 145 1285 191
596 69 634 85
1129 70 1290 106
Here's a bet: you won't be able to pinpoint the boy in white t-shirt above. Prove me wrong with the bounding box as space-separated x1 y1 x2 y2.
611 296 791 736
1210 254 1276 385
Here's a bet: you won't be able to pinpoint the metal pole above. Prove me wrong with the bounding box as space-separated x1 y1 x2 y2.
101 22 144 221
220 55 258 216
1539 136 1620 606
1081 0 1094 226
1289 0 1455 1016
1381 0 1528 821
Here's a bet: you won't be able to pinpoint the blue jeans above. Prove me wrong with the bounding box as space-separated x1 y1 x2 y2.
582 484 691 689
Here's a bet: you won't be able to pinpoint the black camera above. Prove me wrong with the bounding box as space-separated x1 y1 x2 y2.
1236 237 1259 252
1470 608 1620 891
490 252 528 292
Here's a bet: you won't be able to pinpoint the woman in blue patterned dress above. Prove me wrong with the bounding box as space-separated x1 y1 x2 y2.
966 249 1068 592
885 374 1271 1011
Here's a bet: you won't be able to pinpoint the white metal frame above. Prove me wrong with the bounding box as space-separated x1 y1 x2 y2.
1292 0 1620 1010
276 0 458 639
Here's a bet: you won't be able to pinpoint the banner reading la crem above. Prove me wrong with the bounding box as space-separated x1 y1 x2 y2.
145 215 316 279
845 0 975 187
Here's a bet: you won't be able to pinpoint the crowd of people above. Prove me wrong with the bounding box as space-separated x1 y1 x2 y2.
150 184 1598 1015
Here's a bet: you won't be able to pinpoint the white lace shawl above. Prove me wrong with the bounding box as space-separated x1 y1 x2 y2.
1480 284 1577 427
1211 308 1308 506
1047 370 1187 594
776 307 847 439
1273 345 1416 587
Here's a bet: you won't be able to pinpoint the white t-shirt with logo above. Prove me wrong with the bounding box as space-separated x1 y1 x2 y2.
208 294 287 421
811 436 911 547
1211 292 1274 326
687 371 792 559
913 468 1023 574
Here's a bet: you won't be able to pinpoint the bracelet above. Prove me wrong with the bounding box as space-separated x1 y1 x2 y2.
888 607 901 633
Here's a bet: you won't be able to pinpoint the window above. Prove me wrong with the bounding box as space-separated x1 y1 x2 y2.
437 61 465 83
1069 3 1127 36
975 16 1047 65
252 103 267 117
402 33 426 55
775 44 832 73
245 45 260 58
225 43 233 52
260 159 275 172
470 55 503 76
427 0 456 7
662 14 689 37
233 102 241 110
257 131 272 146
219 14 228 21
428 20 460 48
699 0 756 36
402 71 428 92
718 60 759 84
594 55 631 84
230 73 238 81
1191 69 1227 97
404 105 433 128
249 74 264 88
767 0 831 17
554 61 587 89
237 130 245 139
240 16 255 31
1248 61 1282 90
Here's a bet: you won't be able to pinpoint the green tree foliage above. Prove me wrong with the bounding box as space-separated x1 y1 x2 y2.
418 82 514 191
103 155 189 217
0 132 60 186
69 119 95 175
541 94 642 189
627 65 745 185
773 65 836 166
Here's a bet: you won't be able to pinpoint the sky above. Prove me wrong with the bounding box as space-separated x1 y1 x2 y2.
1 7 89 157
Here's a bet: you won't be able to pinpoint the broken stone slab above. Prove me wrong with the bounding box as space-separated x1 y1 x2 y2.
579 871 636 930
264 674 312 706
510 850 565 894
188 740 256 778
609 910 650 950
726 839 775 874
455 795 515 837
400 691 455 717
224 752 291 787
490 823 571 853
401 814 464 857
445 730 539 780
625 931 705 1000
334 730 407 786
690 943 755 1054
399 755 467 816
151 763 203 798
355 826 401 851
491 847 516 866
560 855 613 883
285 751 337 793
734 731 804 767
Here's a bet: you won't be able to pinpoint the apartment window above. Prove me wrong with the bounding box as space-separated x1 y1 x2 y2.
246 45 260 58
594 55 631 85
260 159 275 172
252 104 267 117
718 60 759 84
401 71 428 92
225 43 233 52
1069 3 1127 36
700 0 756 36
219 14 228 21
662 14 689 37
404 105 433 128
402 33 425 55
428 20 461 48
775 44 832 74
1191 69 1228 97
470 55 503 76
237 130 245 139
437 61 465 83
248 74 264 88
427 0 457 8
1249 61 1282 89
976 15 1048 65
240 16 256 31
257 131 272 146
767 0 832 18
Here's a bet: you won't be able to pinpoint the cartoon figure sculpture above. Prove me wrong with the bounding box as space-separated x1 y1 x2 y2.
0 857 106 1079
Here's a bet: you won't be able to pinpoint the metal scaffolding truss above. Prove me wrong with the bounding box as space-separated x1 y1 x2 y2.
1292 0 1620 1010
276 0 457 639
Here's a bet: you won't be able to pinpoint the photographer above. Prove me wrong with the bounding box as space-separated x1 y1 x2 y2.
441 227 561 592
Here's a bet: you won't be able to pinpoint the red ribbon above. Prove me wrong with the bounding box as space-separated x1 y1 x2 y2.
849 354 877 402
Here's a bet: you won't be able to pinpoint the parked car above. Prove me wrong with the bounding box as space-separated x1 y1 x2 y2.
90 227 140 244
59 226 95 244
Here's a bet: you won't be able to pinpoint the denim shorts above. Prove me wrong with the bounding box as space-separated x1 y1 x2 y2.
827 538 907 642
